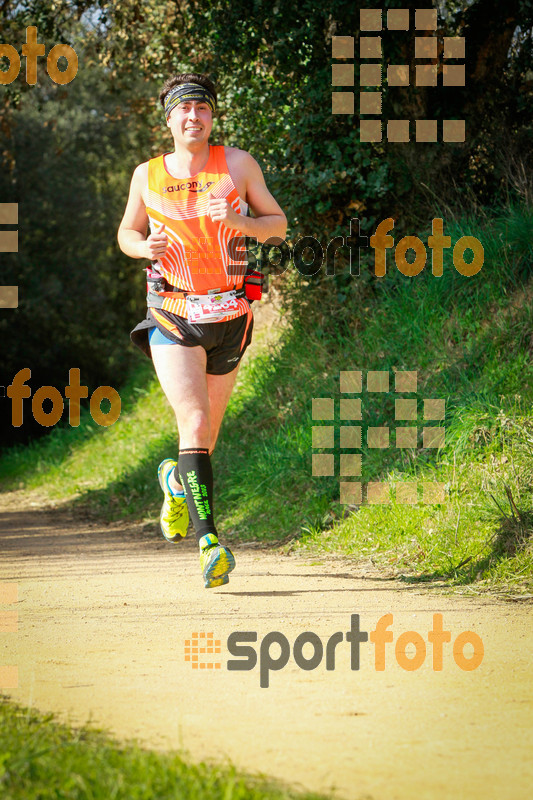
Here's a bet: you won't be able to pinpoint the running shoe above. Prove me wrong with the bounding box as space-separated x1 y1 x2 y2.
199 533 235 589
157 458 189 542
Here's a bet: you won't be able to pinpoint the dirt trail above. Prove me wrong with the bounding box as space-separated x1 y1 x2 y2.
1 492 532 800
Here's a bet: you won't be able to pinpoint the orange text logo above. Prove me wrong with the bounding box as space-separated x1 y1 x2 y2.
6 368 121 428
0 27 78 85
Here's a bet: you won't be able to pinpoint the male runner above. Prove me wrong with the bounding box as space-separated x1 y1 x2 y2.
117 73 286 588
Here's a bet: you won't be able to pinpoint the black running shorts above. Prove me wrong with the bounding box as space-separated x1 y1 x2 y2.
130 307 254 375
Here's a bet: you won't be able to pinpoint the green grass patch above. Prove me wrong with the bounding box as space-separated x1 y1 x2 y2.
0 698 329 800
286 205 533 595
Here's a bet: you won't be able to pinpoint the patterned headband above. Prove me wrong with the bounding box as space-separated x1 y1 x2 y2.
164 83 217 118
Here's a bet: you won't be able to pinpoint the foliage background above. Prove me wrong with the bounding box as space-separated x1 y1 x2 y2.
1 0 532 444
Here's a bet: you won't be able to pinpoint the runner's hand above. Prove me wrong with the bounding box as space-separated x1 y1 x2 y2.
208 197 241 229
144 223 168 259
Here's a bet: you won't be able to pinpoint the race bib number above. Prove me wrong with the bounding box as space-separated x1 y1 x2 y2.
186 290 239 323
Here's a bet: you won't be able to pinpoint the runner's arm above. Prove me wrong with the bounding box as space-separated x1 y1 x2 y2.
241 153 286 243
118 164 168 260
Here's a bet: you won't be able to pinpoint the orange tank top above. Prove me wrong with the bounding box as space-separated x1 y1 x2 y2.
146 145 250 321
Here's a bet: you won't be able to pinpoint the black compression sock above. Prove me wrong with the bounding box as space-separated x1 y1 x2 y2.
177 448 218 542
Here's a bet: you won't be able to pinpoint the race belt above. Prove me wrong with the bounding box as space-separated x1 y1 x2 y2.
146 271 246 323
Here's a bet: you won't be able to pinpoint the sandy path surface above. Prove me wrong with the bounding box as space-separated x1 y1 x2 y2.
1 493 532 800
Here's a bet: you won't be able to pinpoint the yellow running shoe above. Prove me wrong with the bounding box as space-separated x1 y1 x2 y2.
157 459 189 542
199 533 235 589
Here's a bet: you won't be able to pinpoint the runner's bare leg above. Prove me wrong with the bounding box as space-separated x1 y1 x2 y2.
150 343 240 491
206 364 241 454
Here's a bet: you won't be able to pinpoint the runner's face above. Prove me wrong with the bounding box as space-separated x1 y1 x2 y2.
167 99 213 146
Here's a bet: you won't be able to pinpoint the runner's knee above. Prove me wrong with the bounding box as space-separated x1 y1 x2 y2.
177 409 210 442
